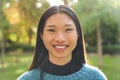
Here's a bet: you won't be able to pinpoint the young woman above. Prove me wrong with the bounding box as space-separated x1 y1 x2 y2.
18 5 107 80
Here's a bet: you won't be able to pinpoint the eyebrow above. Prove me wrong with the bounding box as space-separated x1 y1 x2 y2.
64 24 74 27
46 24 74 27
46 24 56 27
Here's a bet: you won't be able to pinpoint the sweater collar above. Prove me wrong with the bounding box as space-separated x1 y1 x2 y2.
40 56 83 76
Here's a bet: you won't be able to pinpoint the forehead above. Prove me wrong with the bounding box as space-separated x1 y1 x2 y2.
48 12 71 18
45 13 74 24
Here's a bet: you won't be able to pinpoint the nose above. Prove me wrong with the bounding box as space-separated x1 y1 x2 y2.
55 32 66 43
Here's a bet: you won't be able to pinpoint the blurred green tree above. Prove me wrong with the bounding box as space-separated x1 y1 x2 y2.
72 0 120 65
3 0 50 46
0 0 11 71
17 0 49 44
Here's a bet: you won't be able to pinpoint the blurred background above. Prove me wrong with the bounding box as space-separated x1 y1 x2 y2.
0 0 120 80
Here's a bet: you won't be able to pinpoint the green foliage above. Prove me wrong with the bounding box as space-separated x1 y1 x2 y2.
5 43 34 52
0 0 10 30
0 0 50 49
103 45 120 54
87 45 120 54
73 0 118 33
13 0 50 44
18 0 50 26
72 0 120 47
86 46 97 53
101 21 119 44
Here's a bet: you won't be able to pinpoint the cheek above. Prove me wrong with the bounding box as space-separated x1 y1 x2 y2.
72 33 78 44
72 36 78 47
71 36 78 51
42 36 50 44
42 37 51 51
70 32 78 41
67 33 78 45
42 33 54 49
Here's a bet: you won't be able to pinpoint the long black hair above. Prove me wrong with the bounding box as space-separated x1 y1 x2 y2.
28 5 86 74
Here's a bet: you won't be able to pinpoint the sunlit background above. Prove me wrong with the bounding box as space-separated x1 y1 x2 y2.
0 0 120 80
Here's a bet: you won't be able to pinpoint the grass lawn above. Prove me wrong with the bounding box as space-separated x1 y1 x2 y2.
88 54 120 80
0 52 32 80
0 52 120 80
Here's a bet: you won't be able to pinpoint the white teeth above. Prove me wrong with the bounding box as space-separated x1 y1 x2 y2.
55 46 66 48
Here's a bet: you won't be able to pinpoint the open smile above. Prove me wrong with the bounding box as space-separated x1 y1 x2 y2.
53 45 69 52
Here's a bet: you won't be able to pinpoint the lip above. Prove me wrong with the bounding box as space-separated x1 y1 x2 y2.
53 45 69 52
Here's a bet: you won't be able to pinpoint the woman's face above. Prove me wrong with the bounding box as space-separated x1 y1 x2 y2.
41 13 78 64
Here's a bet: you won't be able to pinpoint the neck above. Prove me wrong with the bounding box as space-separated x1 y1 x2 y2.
49 54 72 66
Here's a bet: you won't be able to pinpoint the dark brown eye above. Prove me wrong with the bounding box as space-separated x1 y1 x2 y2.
47 29 55 32
66 29 73 32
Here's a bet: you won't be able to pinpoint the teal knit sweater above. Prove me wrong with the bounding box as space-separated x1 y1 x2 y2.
17 64 107 80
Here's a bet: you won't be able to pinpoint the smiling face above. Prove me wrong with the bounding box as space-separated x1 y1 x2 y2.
41 13 78 65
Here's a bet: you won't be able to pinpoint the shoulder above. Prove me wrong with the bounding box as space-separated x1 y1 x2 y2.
81 64 107 80
17 69 40 80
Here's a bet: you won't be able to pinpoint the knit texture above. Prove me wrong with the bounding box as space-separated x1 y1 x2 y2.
17 64 107 80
